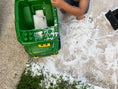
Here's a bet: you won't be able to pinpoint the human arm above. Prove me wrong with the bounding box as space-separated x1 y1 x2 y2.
51 0 89 17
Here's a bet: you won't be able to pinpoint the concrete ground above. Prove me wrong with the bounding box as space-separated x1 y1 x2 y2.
0 0 29 89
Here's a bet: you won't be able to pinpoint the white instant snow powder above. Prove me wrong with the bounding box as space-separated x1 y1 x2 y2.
33 10 47 41
33 10 47 29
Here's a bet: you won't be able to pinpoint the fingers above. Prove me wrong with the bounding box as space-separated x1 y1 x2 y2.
51 0 56 3
51 0 53 3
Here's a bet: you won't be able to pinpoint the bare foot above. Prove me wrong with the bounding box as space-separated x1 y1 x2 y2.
76 15 85 20
60 9 66 14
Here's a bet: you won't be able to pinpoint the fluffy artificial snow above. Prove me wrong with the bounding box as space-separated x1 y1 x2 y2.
26 61 105 89
33 10 47 41
33 10 47 29
31 2 118 88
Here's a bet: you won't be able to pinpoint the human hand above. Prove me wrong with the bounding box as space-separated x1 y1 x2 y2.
76 15 85 20
51 0 64 8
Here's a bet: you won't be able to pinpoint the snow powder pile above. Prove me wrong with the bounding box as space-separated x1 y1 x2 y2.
26 61 106 89
33 10 47 29
33 10 47 41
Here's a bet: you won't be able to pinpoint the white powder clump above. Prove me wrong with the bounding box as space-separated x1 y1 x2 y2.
33 10 47 29
33 10 47 41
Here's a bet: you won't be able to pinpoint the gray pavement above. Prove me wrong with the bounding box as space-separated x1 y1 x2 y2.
0 0 29 89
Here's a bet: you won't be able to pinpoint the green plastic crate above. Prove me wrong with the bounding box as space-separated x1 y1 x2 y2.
15 0 60 58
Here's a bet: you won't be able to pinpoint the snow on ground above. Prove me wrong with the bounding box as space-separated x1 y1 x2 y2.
31 0 118 89
27 61 106 89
